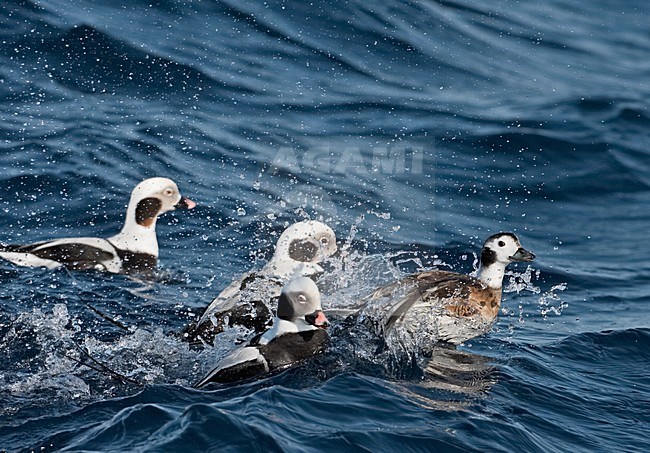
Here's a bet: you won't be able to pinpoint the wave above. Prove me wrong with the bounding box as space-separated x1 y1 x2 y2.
548 327 650 362
11 24 216 99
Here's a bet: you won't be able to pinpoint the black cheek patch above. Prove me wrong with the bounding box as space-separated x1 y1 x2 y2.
480 247 497 267
276 293 295 321
288 239 318 262
135 197 162 227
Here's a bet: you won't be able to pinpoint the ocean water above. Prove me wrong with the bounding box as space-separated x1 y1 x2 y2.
1 0 649 451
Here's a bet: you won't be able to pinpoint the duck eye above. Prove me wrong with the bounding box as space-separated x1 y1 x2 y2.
498 241 506 247
297 295 307 304
320 237 329 245
164 188 174 197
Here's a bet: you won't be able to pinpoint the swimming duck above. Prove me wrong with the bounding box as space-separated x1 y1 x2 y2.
181 220 337 345
0 177 195 274
360 232 535 351
194 277 330 386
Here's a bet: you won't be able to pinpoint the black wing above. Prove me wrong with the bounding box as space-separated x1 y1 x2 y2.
259 329 329 371
194 347 268 387
3 241 115 270
380 271 476 331
196 358 268 386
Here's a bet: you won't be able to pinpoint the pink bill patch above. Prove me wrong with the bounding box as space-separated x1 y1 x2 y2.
183 197 197 209
314 311 329 328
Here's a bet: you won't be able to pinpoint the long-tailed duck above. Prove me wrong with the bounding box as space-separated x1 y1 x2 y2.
359 232 535 351
194 277 330 387
0 177 195 274
181 220 337 345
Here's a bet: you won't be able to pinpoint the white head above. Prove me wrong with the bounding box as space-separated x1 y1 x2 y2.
110 177 195 254
478 232 535 288
127 177 196 228
276 277 329 328
272 220 337 264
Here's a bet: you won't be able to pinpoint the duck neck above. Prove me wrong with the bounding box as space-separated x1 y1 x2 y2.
108 204 159 255
478 262 506 289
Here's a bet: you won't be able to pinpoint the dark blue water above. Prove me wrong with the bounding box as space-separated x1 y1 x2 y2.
1 0 649 451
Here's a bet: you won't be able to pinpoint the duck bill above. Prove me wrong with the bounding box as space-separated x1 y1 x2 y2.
175 196 196 210
510 247 535 262
305 310 330 329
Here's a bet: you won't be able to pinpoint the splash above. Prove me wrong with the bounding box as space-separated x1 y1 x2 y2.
538 283 569 317
80 326 227 387
503 266 569 319
1 304 90 403
0 301 236 412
